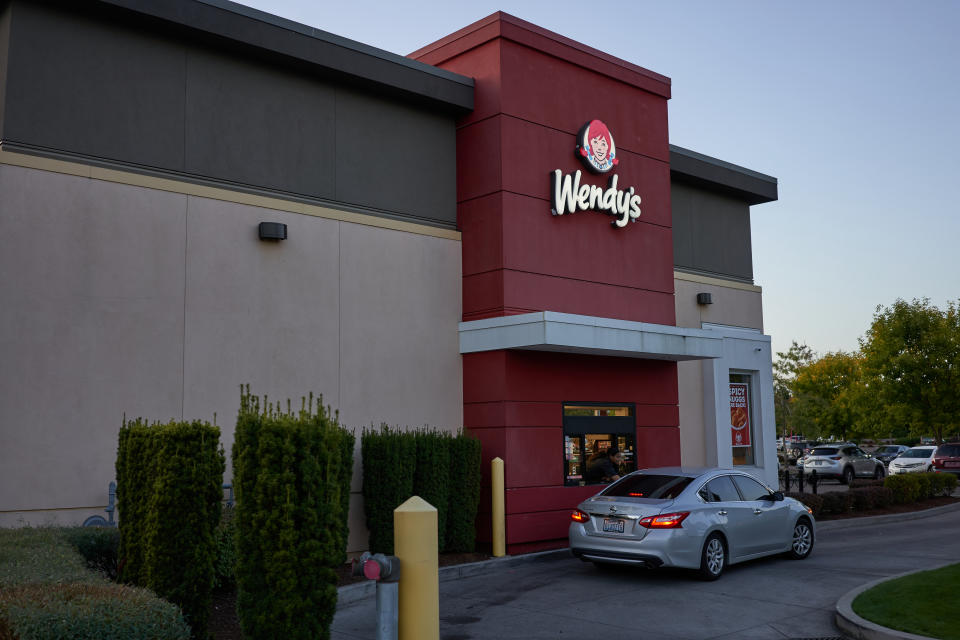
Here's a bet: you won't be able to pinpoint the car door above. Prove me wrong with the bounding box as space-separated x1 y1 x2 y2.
730 474 792 555
852 447 872 476
699 475 755 561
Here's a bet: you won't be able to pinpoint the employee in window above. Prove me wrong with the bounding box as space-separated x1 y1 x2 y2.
585 447 623 483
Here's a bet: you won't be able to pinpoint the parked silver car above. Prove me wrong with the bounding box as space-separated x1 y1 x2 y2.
568 467 815 580
802 444 885 484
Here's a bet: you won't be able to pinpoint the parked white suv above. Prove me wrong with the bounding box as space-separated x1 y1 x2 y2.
888 445 937 475
802 444 885 484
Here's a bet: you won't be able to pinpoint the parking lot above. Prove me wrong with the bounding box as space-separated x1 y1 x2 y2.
333 505 960 639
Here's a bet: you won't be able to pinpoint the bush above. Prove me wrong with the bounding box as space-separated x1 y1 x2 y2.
0 584 190 640
849 487 877 511
413 430 451 552
914 473 932 499
873 486 894 508
116 417 225 639
361 425 416 554
936 473 958 496
885 474 921 504
0 528 189 640
820 492 854 515
233 389 354 640
446 434 482 553
213 505 236 591
61 527 120 581
786 492 822 517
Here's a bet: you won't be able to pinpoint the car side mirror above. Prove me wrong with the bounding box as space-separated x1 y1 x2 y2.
765 491 784 501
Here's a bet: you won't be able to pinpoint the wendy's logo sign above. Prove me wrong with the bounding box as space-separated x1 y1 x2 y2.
550 120 641 229
576 119 618 174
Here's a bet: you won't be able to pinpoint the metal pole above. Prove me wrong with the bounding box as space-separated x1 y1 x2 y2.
376 582 399 640
394 496 439 640
491 457 506 557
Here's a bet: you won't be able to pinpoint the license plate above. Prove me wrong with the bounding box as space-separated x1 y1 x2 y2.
813 460 824 465
946 461 960 468
603 518 625 533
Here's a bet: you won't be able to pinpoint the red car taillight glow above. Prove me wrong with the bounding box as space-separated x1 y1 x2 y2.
638 511 690 529
830 456 842 460
571 509 590 523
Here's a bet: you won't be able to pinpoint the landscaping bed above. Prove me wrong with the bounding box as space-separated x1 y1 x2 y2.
852 562 960 640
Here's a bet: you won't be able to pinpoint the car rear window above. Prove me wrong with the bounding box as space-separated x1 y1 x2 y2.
936 444 960 457
810 448 838 456
876 446 899 454
601 474 693 499
903 448 935 458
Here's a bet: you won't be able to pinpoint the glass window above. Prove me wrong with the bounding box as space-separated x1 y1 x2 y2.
731 475 770 501
563 403 636 487
601 474 692 499
936 445 960 457
811 448 839 456
903 448 935 458
700 476 740 502
730 373 755 466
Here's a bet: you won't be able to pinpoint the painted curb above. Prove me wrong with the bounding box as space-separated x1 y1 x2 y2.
336 548 569 609
835 563 954 640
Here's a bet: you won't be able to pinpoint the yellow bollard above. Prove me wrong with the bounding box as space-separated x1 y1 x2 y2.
394 496 439 640
491 457 505 557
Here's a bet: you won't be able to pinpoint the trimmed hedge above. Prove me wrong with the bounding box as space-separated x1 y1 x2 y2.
233 389 354 640
446 435 482 553
361 425 415 554
885 474 923 503
61 526 120 581
116 417 225 639
0 528 190 640
820 491 855 515
361 426 482 554
213 504 236 592
786 492 823 518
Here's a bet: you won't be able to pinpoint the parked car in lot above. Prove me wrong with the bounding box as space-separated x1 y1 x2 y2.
888 446 937 474
569 467 815 581
802 444 885 484
932 443 960 477
873 444 910 465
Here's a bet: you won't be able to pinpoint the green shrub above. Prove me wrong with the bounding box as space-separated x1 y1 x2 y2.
116 417 225 639
885 474 921 504
914 473 932 500
0 528 189 640
786 492 822 517
446 434 482 553
362 425 416 554
60 527 120 581
213 504 236 591
233 389 354 640
937 473 958 496
849 488 877 511
413 430 451 552
0 583 190 640
873 486 894 508
820 492 854 515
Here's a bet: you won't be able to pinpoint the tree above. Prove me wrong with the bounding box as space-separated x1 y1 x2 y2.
792 351 864 441
773 341 814 438
860 298 960 444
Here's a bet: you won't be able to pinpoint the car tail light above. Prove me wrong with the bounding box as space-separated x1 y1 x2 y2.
571 509 590 523
830 456 842 460
638 512 689 529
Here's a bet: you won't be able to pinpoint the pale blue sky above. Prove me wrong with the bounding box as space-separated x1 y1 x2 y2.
239 0 960 358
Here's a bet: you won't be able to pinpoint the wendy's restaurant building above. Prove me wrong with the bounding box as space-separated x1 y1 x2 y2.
0 1 778 555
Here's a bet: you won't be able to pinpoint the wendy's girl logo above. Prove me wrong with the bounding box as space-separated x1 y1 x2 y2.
576 119 618 174
550 119 641 228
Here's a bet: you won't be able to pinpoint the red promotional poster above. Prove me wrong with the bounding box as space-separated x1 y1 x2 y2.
730 383 751 447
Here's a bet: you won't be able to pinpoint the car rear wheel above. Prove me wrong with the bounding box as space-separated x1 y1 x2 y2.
788 518 814 560
841 467 854 485
698 533 726 581
874 464 885 480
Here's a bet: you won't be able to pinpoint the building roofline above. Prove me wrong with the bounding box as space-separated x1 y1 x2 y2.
92 0 475 112
669 144 778 205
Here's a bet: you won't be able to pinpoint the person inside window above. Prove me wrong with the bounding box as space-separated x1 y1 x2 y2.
585 446 623 483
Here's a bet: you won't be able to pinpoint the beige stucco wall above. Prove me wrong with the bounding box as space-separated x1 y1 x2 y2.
674 273 764 468
0 162 462 552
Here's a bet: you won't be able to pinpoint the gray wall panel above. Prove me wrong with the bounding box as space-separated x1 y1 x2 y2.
4 2 186 169
335 89 457 224
0 1 460 228
672 182 754 282
184 48 336 198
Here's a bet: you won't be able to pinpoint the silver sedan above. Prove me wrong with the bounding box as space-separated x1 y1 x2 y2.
568 467 815 580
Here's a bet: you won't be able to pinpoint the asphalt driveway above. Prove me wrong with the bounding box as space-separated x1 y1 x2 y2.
332 504 960 640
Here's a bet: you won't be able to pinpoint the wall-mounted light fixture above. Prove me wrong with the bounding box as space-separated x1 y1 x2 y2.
258 222 287 241
696 292 713 305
